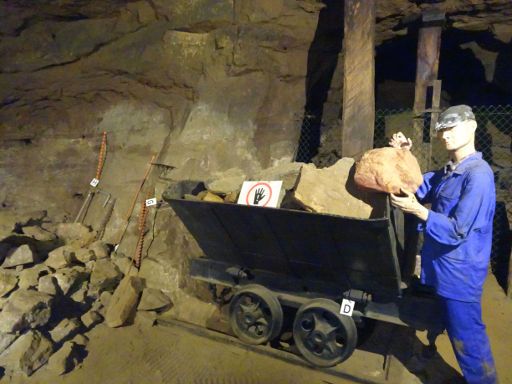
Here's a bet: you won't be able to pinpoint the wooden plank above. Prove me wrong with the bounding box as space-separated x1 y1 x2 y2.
341 0 376 159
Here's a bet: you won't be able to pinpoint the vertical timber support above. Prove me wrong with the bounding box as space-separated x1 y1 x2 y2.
341 0 376 159
412 11 445 170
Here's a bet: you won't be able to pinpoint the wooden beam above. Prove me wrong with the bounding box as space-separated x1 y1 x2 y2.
341 0 376 159
412 12 444 170
413 25 443 115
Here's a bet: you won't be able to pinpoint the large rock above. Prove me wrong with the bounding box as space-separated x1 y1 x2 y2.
205 168 246 195
160 290 217 328
75 240 110 263
53 267 89 296
46 341 81 375
292 158 386 219
2 244 38 268
80 309 103 329
37 275 59 296
45 245 79 270
0 330 53 376
138 258 180 293
55 223 96 247
354 147 423 194
253 162 304 190
89 259 123 293
18 264 51 290
138 288 172 312
0 289 53 333
70 280 88 303
22 226 57 242
0 269 18 297
105 276 143 327
50 318 82 343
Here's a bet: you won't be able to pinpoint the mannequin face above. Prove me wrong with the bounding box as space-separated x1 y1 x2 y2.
436 120 477 152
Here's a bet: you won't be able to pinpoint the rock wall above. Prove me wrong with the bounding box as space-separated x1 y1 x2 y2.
1 0 512 323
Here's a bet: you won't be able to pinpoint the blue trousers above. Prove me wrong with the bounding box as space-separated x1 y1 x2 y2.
440 297 498 384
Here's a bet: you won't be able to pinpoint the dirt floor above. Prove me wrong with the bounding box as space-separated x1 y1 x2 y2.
0 271 510 384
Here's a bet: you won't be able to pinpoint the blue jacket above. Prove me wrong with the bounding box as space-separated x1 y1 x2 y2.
416 152 495 302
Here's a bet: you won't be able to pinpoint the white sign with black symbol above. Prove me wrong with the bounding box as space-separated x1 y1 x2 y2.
90 178 100 187
237 181 283 208
340 299 355 317
145 198 157 207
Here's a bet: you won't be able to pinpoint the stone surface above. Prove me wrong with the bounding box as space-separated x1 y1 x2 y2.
53 267 89 296
138 258 181 293
138 288 172 312
201 191 224 203
80 310 103 329
0 330 53 376
71 334 88 346
292 158 386 219
22 226 57 242
70 281 89 303
0 269 18 297
99 291 113 307
88 240 110 260
37 274 59 296
75 240 109 263
50 318 82 343
46 341 81 375
354 148 424 195
253 162 304 190
105 276 143 328
135 310 157 327
205 168 246 195
0 289 53 333
18 264 51 290
161 180 205 200
110 256 132 276
2 244 38 268
55 223 95 247
45 245 78 270
0 333 18 355
159 290 217 328
89 259 123 293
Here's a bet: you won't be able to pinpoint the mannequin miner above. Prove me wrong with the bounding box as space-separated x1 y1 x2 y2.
389 105 497 384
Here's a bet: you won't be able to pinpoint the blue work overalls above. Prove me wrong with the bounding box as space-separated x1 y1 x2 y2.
416 152 498 384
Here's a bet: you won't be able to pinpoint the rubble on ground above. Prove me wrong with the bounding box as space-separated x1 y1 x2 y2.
0 212 170 378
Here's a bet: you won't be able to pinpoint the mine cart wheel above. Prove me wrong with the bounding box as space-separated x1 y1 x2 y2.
229 284 283 345
293 298 357 368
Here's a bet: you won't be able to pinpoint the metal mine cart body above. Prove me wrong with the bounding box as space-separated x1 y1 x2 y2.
166 197 441 368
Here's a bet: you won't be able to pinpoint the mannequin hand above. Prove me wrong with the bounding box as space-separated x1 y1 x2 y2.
389 132 412 150
390 189 429 221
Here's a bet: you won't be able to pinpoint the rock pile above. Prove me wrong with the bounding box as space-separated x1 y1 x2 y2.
162 159 386 219
0 214 173 378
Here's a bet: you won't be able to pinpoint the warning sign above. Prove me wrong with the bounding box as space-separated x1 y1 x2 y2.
237 181 283 208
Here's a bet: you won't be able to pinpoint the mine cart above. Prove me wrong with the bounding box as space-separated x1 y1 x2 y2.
165 197 441 368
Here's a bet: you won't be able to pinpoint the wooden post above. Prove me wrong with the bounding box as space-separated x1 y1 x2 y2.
412 11 444 170
508 246 512 298
341 0 376 159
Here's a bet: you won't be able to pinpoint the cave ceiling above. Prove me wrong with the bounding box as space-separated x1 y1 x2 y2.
1 0 511 43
